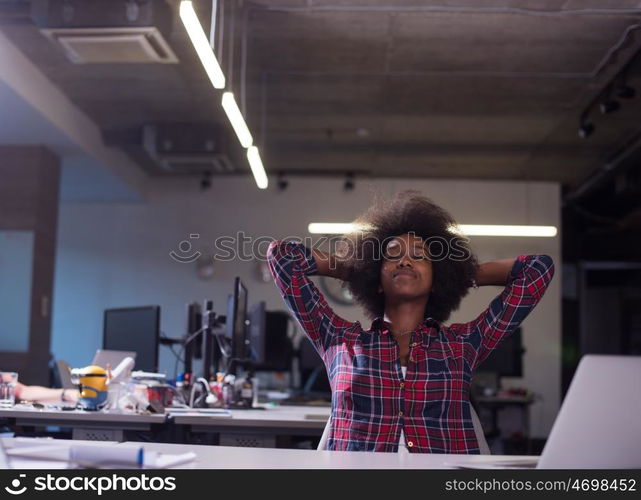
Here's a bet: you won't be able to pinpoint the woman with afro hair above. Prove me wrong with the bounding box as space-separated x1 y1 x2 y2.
267 191 554 454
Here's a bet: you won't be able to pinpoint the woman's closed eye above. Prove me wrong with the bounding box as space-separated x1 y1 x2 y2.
384 251 428 261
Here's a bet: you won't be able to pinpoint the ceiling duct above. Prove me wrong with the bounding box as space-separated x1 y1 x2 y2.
40 26 178 64
142 124 236 175
32 0 178 64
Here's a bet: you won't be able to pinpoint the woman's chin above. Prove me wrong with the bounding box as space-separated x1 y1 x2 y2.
387 287 429 301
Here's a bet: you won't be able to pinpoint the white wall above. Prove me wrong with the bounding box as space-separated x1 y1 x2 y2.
52 176 561 437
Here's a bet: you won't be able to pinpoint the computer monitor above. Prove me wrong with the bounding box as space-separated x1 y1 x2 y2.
299 336 330 394
250 309 293 372
477 327 524 377
103 306 160 372
183 302 202 376
248 301 267 365
226 277 248 364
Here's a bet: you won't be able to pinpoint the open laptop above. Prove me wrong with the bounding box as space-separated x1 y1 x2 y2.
55 360 75 390
92 349 136 371
536 354 641 469
455 354 641 469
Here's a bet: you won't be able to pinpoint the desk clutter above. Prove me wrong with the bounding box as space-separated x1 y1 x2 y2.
27 276 330 420
62 355 260 415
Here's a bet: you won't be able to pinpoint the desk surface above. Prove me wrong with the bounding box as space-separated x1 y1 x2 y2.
476 396 534 405
3 437 538 469
0 407 165 424
130 441 537 469
169 405 330 429
0 405 329 430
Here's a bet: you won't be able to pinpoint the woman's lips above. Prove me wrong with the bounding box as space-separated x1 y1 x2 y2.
393 269 417 279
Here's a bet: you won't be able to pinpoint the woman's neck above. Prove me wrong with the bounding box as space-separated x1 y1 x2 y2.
383 299 427 337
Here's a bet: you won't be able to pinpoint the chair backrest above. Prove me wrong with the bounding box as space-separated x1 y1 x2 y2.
470 405 491 454
317 406 490 453
317 416 331 450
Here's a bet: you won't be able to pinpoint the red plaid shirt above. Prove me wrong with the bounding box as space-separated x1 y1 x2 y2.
267 240 554 453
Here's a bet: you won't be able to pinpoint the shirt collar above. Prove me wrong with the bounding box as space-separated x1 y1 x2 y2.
370 316 440 337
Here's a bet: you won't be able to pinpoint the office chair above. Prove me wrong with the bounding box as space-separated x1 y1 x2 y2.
317 406 491 454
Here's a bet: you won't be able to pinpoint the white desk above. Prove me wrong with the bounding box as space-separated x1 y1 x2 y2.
0 405 329 446
169 405 329 430
3 437 539 469
129 443 531 469
128 441 538 469
169 405 330 448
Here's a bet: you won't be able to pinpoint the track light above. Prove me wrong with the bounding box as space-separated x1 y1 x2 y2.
200 171 212 190
277 172 288 191
599 99 620 114
578 122 594 139
344 172 355 191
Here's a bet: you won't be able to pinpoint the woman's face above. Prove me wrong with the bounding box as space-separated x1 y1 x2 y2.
379 233 433 304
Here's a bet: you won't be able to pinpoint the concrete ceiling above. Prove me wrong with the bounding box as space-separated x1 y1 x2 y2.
2 0 641 189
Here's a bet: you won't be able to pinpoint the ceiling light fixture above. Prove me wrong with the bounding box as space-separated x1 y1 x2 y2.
277 172 288 191
344 172 355 191
200 171 212 190
308 223 364 234
599 99 620 114
578 122 595 139
453 224 558 237
247 146 268 189
222 92 253 148
308 222 557 237
179 1 225 89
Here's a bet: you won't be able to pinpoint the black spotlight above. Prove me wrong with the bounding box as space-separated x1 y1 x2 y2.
578 123 595 139
599 99 620 114
277 172 289 191
344 172 355 191
200 171 212 190
617 86 636 99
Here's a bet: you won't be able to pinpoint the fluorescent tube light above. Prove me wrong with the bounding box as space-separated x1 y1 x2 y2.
180 1 225 89
308 223 557 237
454 224 558 237
222 92 253 148
247 146 268 189
308 223 363 234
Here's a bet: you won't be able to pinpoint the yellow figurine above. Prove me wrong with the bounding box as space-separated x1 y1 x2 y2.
70 365 108 411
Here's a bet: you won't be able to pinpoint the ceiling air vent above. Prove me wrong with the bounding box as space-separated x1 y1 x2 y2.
142 124 236 175
41 27 178 64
